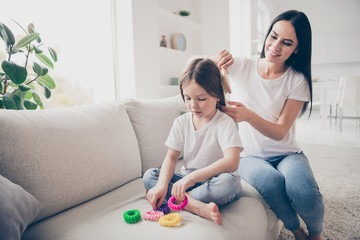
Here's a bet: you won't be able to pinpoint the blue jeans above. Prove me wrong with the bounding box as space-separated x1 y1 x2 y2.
143 168 242 206
238 152 324 234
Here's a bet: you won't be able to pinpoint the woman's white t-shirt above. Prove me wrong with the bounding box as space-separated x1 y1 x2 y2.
165 109 243 174
227 57 310 158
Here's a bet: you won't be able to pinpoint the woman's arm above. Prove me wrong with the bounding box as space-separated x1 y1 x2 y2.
222 99 304 141
146 148 180 209
171 147 240 201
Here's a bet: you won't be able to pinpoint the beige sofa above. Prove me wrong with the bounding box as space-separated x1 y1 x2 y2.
0 95 282 240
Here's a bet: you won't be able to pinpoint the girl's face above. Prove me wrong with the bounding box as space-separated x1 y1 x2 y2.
264 20 299 64
182 79 219 122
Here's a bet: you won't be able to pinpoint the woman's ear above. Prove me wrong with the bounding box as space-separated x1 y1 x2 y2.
294 48 299 54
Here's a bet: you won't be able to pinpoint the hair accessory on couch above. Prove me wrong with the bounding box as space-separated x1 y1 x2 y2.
123 209 141 224
142 210 164 221
159 213 182 227
168 196 188 211
155 202 170 215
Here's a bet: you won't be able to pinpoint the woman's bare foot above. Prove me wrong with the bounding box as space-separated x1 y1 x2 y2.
292 227 308 240
309 232 323 240
184 194 222 225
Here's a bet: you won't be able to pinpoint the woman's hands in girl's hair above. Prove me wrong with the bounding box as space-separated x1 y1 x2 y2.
146 184 168 210
171 174 196 202
216 50 234 72
220 101 251 123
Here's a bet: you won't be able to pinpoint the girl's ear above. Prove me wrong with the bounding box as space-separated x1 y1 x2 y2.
294 47 299 54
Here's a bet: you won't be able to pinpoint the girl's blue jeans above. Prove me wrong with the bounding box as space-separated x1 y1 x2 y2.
238 152 324 234
143 168 242 206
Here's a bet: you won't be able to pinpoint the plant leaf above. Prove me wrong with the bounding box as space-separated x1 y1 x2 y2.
32 62 43 76
0 23 16 47
2 61 27 84
0 82 3 93
24 99 38 110
0 99 3 109
44 85 51 99
48 47 57 62
18 84 31 91
27 23 35 34
33 45 42 54
36 53 54 69
3 93 24 110
25 88 33 99
13 33 40 50
38 75 56 89
31 91 43 109
41 67 48 76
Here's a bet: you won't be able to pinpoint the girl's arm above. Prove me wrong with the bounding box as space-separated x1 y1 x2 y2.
171 147 240 201
146 148 180 209
222 99 304 141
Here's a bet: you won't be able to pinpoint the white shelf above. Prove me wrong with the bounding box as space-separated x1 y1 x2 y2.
159 46 197 58
158 8 202 31
158 2 204 98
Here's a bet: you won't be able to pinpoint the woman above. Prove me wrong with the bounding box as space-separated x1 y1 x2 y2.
217 10 324 240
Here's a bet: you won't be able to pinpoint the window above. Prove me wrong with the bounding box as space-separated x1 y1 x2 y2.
1 0 115 107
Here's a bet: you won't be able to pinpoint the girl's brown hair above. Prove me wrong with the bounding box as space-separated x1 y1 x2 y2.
179 58 226 108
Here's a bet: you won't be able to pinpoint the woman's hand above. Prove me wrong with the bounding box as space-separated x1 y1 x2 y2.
221 101 250 123
217 50 234 72
146 184 167 209
171 175 195 202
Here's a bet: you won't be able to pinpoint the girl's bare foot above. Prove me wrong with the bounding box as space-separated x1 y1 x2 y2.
184 194 222 225
292 227 308 240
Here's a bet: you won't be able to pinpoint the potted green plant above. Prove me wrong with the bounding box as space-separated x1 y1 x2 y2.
178 10 191 17
0 21 57 110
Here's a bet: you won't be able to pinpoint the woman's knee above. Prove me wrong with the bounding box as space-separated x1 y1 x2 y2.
258 172 286 198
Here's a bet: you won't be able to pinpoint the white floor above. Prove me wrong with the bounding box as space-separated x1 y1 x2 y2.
295 110 360 175
296 110 360 148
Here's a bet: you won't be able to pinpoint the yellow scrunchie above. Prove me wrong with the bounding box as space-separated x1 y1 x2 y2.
159 213 182 227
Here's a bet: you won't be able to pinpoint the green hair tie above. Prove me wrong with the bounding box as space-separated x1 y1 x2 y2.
123 209 141 224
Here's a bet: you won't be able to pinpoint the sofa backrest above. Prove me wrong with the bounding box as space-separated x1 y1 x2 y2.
123 95 187 174
0 102 142 222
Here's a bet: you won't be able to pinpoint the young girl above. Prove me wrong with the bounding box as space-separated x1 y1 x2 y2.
142 58 243 225
217 10 324 240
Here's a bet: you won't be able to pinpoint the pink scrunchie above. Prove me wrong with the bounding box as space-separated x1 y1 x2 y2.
142 210 164 221
168 196 188 211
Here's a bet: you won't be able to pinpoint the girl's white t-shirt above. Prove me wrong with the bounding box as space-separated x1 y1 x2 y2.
166 109 243 174
227 57 310 158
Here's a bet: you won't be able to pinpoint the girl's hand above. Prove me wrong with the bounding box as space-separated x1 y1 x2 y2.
171 175 195 202
217 49 234 72
221 101 250 123
146 184 167 209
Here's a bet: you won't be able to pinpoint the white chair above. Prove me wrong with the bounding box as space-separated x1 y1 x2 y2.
338 76 360 132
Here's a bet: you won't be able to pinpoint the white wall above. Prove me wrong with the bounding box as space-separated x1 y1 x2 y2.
201 0 230 55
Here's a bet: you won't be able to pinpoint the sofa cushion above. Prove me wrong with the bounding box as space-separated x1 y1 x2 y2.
123 95 187 174
22 179 269 240
0 175 42 240
0 102 141 222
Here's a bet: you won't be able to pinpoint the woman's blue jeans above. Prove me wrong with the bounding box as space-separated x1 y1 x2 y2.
143 168 242 206
238 152 324 234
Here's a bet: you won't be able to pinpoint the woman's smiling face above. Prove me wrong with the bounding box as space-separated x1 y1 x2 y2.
264 20 299 64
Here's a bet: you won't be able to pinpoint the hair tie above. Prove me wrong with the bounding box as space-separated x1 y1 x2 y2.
159 213 182 227
123 209 141 224
155 202 171 215
168 196 188 211
142 210 164 221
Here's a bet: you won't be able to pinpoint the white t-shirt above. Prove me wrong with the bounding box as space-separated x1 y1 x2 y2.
228 57 310 158
165 109 243 174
